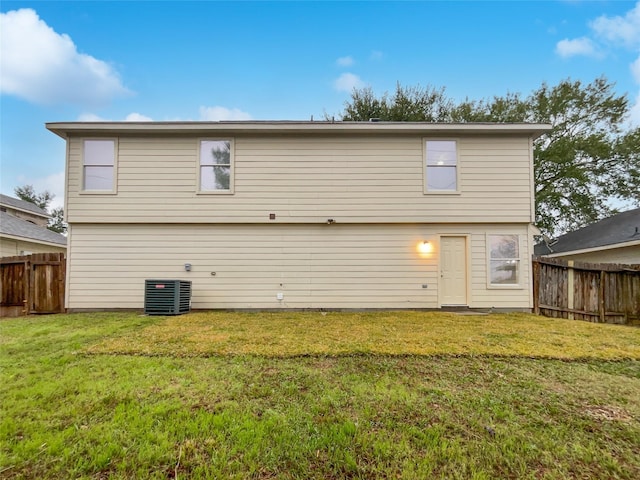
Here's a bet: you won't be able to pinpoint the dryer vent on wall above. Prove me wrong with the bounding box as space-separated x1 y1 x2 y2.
144 280 192 315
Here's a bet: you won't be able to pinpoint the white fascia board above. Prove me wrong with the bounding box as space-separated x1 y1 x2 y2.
0 232 67 248
529 224 542 235
0 203 50 219
46 121 552 139
545 239 640 258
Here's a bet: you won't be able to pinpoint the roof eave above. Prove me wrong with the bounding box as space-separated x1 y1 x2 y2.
0 204 51 219
46 121 553 139
0 195 50 218
0 232 67 247
544 239 640 258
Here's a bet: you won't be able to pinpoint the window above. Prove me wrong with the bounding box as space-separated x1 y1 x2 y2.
199 140 233 193
488 234 520 286
425 140 457 192
83 139 116 191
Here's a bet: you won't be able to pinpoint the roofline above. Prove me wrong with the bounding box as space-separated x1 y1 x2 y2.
46 121 552 139
0 232 67 247
544 239 640 258
0 202 50 219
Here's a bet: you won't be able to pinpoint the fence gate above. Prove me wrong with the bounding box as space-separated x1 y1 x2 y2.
1 253 66 317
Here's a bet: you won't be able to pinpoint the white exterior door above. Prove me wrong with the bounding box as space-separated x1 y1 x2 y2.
440 236 468 306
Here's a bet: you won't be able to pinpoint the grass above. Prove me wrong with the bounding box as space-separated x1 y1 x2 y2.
86 311 640 359
1 311 639 479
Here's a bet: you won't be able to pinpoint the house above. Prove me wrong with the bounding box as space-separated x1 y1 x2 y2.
0 194 67 257
1 194 50 227
46 121 550 311
534 207 640 264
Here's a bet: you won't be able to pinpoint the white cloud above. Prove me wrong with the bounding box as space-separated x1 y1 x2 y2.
77 112 153 121
370 50 384 61
334 73 365 93
629 57 640 127
590 2 640 48
125 112 153 122
587 2 640 128
631 56 640 84
629 94 640 127
555 37 599 58
198 106 252 121
16 171 65 210
0 8 129 106
77 113 106 122
336 56 354 67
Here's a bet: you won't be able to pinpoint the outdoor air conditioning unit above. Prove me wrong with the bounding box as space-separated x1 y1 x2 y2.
144 279 192 315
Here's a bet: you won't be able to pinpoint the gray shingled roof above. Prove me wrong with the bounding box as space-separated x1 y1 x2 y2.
535 207 640 255
0 211 67 246
0 194 49 218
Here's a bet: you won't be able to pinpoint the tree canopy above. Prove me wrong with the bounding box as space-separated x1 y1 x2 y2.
340 77 640 236
14 185 54 211
342 83 453 122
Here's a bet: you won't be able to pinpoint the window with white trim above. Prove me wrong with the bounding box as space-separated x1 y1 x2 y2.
488 234 520 286
425 140 457 192
83 139 116 191
199 140 233 192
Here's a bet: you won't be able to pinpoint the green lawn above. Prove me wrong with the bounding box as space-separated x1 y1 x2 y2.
1 311 639 479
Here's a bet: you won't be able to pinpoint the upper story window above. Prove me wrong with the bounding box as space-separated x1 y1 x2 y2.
199 139 234 193
425 140 458 192
83 139 116 192
488 234 521 287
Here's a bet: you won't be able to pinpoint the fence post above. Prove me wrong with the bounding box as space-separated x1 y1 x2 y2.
23 257 30 315
532 259 540 314
567 261 574 320
599 270 606 323
58 252 66 313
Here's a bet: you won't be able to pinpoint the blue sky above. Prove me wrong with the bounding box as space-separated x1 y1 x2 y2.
2 1 640 209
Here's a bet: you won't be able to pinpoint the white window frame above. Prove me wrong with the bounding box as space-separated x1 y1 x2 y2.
197 138 234 194
81 138 118 194
487 234 522 289
423 139 460 194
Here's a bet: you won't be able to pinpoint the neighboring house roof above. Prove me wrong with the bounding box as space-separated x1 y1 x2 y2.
46 121 552 138
0 211 67 246
0 193 49 218
535 207 640 256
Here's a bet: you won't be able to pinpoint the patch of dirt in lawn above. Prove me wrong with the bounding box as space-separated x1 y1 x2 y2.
582 405 634 422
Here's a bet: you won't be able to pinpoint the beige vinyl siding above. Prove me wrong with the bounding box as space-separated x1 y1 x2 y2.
1 237 66 257
65 135 533 224
66 223 531 310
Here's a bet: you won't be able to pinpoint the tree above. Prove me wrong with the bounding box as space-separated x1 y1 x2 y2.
341 83 454 122
14 185 67 234
453 77 640 234
48 207 66 234
14 184 54 211
450 92 529 123
340 77 640 236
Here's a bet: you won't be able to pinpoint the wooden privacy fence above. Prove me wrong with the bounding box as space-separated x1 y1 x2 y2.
533 256 640 325
1 253 66 317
